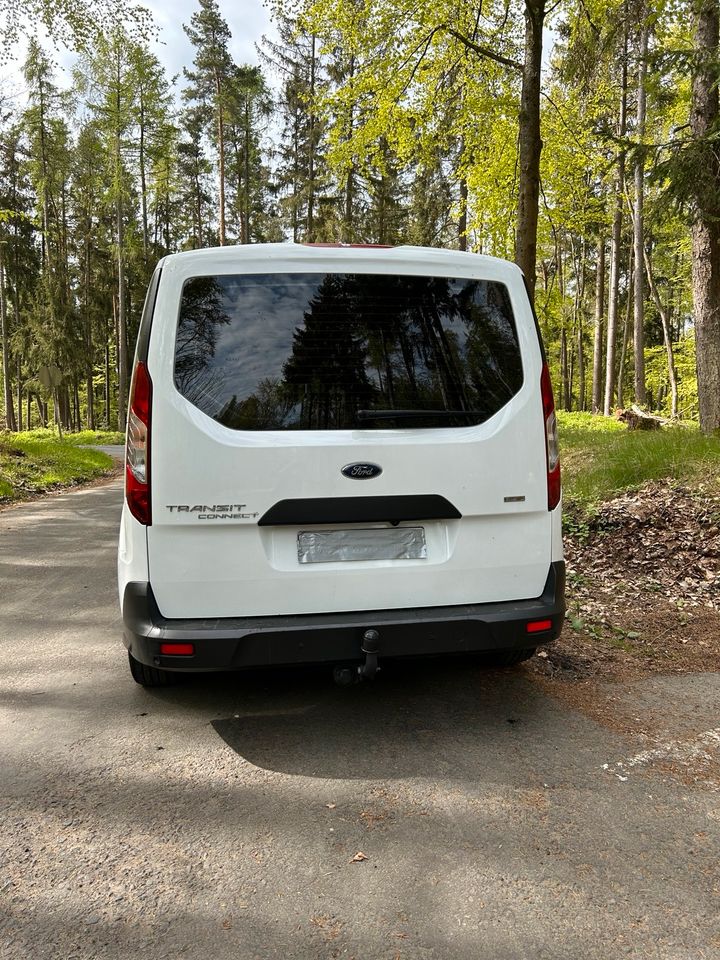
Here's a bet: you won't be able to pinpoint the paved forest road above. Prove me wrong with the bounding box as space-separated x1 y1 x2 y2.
1 480 719 960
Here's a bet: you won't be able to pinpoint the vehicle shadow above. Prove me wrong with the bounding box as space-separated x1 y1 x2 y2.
186 656 585 783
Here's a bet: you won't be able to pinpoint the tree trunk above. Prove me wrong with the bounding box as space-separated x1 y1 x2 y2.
53 389 63 438
73 378 81 431
342 55 356 243
604 19 628 415
690 0 720 433
643 247 678 417
0 247 17 432
307 34 317 240
84 238 95 431
216 70 226 246
458 174 468 251
561 327 571 411
515 0 545 301
574 236 586 410
633 18 648 406
116 196 127 430
244 100 251 243
114 58 127 431
105 328 111 429
139 96 149 261
87 372 95 430
592 237 605 412
17 356 23 432
617 246 634 408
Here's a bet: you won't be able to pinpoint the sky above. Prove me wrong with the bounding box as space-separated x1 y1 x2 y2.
1 0 277 101
146 0 274 83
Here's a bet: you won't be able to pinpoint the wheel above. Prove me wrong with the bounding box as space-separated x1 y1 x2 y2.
128 651 177 687
483 647 537 668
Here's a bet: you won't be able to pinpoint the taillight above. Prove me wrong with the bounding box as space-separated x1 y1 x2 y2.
540 363 561 511
126 361 152 525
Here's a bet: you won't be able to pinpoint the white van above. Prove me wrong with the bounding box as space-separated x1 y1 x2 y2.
118 244 564 686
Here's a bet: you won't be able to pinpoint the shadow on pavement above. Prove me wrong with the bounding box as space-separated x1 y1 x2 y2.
184 656 573 781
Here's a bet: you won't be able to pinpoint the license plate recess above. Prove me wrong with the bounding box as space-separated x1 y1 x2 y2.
297 527 427 564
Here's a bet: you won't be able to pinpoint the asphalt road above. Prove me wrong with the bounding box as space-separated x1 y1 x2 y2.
1 478 719 960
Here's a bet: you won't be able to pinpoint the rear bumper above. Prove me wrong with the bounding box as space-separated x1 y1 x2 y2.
122 562 565 672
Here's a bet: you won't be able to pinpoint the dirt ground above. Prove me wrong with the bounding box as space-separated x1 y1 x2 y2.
536 481 720 683
530 481 720 786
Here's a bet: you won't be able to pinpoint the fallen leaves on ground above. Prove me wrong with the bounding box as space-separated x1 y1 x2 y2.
533 481 720 683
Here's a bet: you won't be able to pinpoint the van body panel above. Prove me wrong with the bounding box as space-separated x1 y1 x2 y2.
118 506 149 608
141 245 555 621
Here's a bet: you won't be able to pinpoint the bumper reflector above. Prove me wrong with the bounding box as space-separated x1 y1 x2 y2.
160 643 195 656
526 619 552 634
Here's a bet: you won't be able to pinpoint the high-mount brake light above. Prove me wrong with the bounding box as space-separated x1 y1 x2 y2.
125 360 152 525
540 363 561 511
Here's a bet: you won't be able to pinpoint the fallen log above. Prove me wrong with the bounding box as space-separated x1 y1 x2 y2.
615 405 669 430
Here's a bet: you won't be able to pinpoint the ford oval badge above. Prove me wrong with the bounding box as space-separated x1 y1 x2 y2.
341 462 383 480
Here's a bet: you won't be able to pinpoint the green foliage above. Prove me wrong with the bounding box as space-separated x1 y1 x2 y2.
0 432 114 502
645 335 698 419
0 0 154 63
0 0 716 438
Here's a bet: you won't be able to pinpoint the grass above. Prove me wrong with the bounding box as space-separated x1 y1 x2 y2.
2 414 718 511
558 411 720 512
18 428 125 445
0 432 116 503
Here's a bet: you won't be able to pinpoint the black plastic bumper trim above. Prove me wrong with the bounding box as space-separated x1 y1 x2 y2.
257 494 462 527
122 562 565 672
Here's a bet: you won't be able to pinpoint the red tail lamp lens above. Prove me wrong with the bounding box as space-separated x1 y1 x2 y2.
125 361 152 525
160 643 195 656
526 619 553 633
540 363 561 511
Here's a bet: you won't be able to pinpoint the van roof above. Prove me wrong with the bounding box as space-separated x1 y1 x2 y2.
158 243 524 279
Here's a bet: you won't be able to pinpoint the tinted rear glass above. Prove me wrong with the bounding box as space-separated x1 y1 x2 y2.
174 272 523 430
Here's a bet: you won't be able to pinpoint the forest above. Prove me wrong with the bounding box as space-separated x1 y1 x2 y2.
1 0 719 435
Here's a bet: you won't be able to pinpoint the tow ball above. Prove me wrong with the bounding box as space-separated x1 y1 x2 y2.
332 629 381 685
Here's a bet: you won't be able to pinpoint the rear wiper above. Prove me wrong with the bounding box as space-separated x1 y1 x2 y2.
356 408 483 422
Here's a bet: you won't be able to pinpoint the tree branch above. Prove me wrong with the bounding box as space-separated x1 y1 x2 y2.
442 26 523 72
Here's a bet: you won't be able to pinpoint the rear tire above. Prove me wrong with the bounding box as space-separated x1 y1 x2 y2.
128 651 177 687
483 647 537 668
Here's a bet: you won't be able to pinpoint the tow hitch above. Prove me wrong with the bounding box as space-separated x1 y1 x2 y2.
358 629 380 680
332 628 381 685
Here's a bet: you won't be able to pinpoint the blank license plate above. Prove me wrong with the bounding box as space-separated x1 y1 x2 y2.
297 527 427 564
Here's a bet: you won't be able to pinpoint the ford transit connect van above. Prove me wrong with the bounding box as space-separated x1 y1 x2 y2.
118 244 564 686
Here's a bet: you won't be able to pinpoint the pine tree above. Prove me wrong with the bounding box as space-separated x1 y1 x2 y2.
183 0 235 246
226 64 272 243
260 20 329 241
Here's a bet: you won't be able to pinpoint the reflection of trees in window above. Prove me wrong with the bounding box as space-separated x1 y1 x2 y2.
175 277 232 406
358 276 471 413
173 271 522 431
216 377 295 429
461 281 522 416
414 278 471 411
282 274 375 428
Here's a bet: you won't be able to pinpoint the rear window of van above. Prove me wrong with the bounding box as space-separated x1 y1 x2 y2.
174 272 523 430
